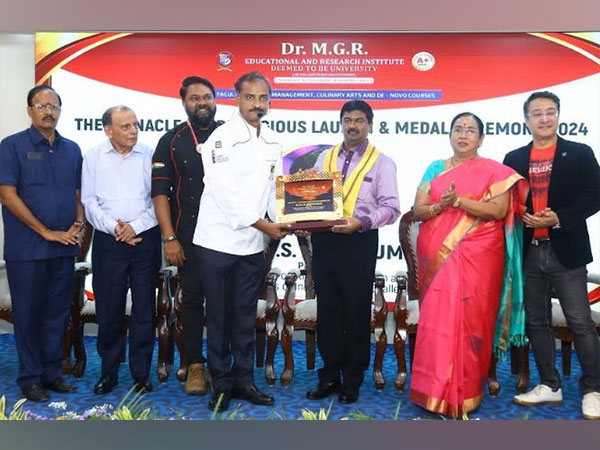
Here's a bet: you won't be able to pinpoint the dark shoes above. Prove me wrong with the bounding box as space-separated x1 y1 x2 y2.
22 384 49 402
22 378 76 402
132 377 153 394
208 390 232 412
338 390 359 404
44 377 76 393
306 381 341 400
232 384 275 406
306 381 359 403
93 374 118 395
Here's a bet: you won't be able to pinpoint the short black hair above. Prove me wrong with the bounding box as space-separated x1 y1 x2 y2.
102 105 134 127
27 85 62 107
234 71 272 95
179 76 216 100
523 91 560 117
340 100 373 124
450 112 484 135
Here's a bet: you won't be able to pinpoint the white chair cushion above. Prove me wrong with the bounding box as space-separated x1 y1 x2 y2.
75 261 92 272
592 303 600 325
406 299 420 325
0 261 11 310
256 299 266 319
82 291 133 316
295 299 316 321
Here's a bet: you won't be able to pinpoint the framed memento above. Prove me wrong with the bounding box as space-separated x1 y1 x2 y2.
275 171 345 231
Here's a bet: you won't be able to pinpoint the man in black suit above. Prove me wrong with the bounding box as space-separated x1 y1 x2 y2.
504 91 600 420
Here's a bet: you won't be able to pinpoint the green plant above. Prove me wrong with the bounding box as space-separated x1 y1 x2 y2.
298 399 334 420
112 386 152 420
0 396 28 420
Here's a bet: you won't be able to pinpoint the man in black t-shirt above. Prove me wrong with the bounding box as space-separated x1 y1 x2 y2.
151 76 222 395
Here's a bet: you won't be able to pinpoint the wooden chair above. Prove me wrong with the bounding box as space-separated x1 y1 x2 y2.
371 272 390 389
393 210 421 392
280 268 316 386
279 236 391 390
392 272 411 392
67 225 172 379
164 237 282 384
396 209 529 395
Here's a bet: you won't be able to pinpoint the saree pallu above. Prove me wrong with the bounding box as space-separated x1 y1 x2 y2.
409 158 527 417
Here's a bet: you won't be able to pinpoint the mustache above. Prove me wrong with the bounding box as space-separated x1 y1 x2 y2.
194 105 211 112
347 128 359 133
42 115 55 121
251 108 266 117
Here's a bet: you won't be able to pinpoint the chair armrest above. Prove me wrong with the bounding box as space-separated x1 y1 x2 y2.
74 261 92 274
281 270 299 324
372 272 387 314
262 268 281 323
393 271 409 328
394 271 408 310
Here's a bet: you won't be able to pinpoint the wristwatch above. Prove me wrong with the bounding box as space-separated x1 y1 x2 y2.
162 235 178 243
552 219 561 230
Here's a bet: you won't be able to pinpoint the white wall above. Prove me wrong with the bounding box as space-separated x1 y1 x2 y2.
0 33 35 260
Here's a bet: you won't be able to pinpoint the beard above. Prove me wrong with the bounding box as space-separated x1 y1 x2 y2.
186 105 216 129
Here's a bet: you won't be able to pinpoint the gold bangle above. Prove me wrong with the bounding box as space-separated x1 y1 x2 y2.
429 204 439 218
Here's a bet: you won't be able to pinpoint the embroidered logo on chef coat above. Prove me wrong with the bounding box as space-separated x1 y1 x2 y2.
211 148 229 164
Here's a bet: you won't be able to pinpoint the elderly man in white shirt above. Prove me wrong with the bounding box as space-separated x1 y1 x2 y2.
81 105 161 396
193 72 290 412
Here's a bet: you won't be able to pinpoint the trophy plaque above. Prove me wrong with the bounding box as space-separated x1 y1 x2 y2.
275 171 345 231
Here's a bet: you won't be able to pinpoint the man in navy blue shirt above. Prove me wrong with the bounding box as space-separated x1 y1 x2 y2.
0 85 84 402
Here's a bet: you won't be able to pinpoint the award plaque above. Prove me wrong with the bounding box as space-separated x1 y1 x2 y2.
275 171 345 231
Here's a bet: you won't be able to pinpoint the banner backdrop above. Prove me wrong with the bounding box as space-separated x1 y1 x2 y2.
35 32 600 298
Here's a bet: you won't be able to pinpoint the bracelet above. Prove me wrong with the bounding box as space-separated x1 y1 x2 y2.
74 220 85 225
429 204 440 218
162 235 178 243
453 196 461 208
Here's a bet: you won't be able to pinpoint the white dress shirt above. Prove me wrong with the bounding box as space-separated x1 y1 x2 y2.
193 110 282 255
81 140 157 236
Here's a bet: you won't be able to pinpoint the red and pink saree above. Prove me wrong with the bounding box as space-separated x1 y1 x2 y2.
409 157 528 416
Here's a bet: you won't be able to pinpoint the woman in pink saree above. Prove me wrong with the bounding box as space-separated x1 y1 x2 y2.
409 112 528 417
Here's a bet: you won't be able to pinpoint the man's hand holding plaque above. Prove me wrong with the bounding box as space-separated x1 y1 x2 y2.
331 216 362 234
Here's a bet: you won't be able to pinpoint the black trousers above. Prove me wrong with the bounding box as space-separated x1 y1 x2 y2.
312 230 378 393
92 227 161 379
7 257 74 389
196 245 264 392
179 228 206 364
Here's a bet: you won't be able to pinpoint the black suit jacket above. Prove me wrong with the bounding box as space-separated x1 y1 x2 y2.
503 136 600 269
